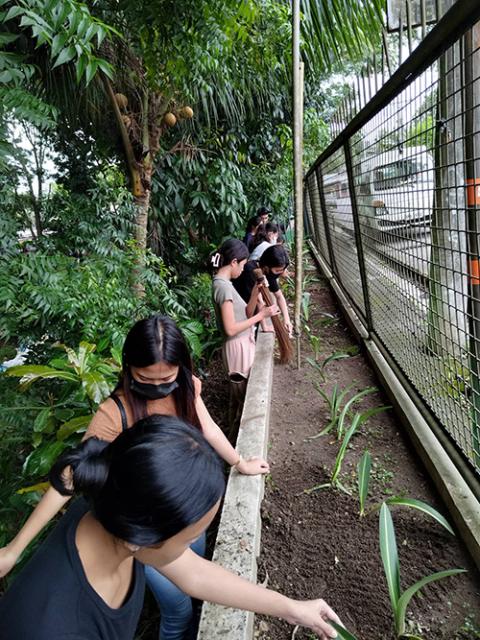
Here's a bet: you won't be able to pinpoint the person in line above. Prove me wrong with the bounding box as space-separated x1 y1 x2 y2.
243 214 262 252
233 244 292 337
257 206 271 225
249 222 279 261
210 239 279 431
0 417 342 640
0 315 269 640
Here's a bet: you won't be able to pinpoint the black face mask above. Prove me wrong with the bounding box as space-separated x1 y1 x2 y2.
129 374 179 400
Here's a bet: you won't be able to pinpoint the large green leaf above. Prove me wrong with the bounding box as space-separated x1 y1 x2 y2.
33 407 55 434
385 497 455 536
379 503 401 616
22 440 67 477
6 365 78 388
396 569 467 636
81 371 111 404
57 414 93 440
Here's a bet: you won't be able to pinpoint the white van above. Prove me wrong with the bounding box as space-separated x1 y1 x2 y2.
322 145 434 236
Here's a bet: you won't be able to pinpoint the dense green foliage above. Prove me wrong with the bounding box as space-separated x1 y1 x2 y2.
0 0 383 592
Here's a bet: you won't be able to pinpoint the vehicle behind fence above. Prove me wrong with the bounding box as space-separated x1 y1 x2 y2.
305 0 480 477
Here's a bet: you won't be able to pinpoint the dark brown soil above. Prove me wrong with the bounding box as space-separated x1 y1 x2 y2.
255 267 480 640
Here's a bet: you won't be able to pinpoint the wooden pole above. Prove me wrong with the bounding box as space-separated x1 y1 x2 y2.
293 0 304 369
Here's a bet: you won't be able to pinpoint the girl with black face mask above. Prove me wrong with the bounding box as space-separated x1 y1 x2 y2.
233 244 292 337
0 315 269 640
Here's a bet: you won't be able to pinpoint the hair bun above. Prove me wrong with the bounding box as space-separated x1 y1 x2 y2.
50 437 110 497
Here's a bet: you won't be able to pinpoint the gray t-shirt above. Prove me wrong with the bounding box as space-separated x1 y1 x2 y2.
212 276 251 340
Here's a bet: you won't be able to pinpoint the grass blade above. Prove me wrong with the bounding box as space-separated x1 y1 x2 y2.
356 404 392 426
396 569 467 636
385 497 455 536
321 351 351 374
331 414 362 483
330 621 359 640
379 503 401 618
358 449 371 517
336 387 377 440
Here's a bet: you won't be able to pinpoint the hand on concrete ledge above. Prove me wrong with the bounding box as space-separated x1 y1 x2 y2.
236 456 270 475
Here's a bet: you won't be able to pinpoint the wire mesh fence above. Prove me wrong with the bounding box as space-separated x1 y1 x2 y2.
306 3 480 475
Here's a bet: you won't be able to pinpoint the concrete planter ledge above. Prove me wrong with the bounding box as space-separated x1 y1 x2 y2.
197 332 274 640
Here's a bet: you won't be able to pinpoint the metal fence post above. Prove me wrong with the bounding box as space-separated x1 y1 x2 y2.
315 165 338 274
343 140 374 333
463 27 480 463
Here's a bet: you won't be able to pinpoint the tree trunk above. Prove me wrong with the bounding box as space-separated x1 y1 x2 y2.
105 79 154 298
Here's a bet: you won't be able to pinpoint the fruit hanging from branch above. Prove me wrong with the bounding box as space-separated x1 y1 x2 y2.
179 106 194 119
162 112 177 127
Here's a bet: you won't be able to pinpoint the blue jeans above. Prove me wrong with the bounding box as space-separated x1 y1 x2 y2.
144 533 206 640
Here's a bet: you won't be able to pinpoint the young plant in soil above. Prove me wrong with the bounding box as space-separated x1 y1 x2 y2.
335 388 389 441
357 449 371 517
305 411 365 495
306 346 359 382
303 325 322 361
379 502 466 639
306 382 355 439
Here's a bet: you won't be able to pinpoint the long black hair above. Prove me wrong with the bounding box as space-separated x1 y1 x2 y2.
252 222 278 249
50 416 225 546
115 315 200 428
245 215 261 233
259 245 289 271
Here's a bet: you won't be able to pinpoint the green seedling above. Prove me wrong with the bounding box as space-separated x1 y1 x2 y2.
379 502 466 638
309 346 361 381
335 387 384 440
306 411 364 495
358 449 371 517
309 333 322 361
307 382 356 439
302 291 311 323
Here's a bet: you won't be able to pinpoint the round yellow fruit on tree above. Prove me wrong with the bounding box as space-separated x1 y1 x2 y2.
163 112 177 127
114 93 128 110
180 106 194 119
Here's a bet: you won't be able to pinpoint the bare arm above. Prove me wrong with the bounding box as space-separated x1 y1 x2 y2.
0 486 71 577
196 395 269 475
220 300 277 338
138 549 341 640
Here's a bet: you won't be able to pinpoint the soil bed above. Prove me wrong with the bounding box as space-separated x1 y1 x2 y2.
255 265 480 640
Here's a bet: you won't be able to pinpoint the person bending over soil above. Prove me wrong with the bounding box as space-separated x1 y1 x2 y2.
0 315 269 640
0 417 342 640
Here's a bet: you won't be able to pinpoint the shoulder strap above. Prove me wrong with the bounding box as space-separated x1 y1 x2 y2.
111 394 128 432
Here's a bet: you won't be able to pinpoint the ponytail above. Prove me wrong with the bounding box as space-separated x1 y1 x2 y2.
50 437 110 497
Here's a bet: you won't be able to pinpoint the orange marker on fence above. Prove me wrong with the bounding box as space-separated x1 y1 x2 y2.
468 258 480 285
466 178 480 206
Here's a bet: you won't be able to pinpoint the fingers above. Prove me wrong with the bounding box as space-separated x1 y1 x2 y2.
244 457 270 474
315 618 338 639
